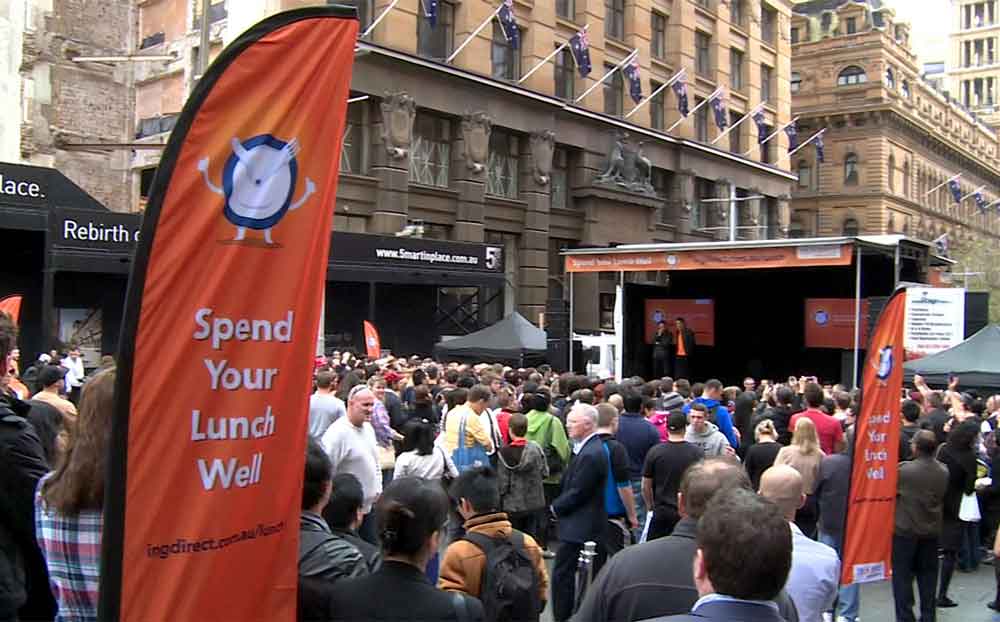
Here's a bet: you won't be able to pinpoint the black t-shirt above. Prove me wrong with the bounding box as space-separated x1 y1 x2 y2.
642 440 704 516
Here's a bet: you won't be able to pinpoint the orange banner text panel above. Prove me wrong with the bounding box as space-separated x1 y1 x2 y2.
564 244 853 273
804 299 871 349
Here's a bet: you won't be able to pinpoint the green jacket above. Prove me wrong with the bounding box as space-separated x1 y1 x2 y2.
524 409 570 485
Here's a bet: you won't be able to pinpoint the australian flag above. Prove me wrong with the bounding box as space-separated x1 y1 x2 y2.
711 90 728 130
569 29 592 77
933 233 949 256
426 0 438 27
673 77 690 116
948 178 963 205
814 133 825 163
753 111 767 144
498 0 520 50
975 190 988 213
784 122 799 152
624 57 643 104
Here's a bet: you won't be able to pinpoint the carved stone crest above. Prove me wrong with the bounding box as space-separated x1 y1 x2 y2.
594 131 656 196
461 112 492 173
529 130 555 185
379 92 417 160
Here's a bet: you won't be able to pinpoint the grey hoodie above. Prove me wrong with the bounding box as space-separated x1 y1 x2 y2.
497 440 549 513
685 421 732 457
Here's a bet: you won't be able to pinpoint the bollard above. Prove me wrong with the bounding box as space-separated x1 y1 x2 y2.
573 540 599 613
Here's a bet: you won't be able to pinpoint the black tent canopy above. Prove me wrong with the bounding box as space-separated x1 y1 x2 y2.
433 312 547 366
903 325 1000 393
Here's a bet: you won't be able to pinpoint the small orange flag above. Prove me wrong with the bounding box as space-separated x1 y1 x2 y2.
0 295 22 326
363 320 381 359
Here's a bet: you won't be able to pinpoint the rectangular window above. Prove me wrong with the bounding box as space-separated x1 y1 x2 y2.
694 0 711 9
696 31 712 76
694 97 709 142
417 1 453 59
730 48 744 91
761 4 777 45
731 0 745 27
554 48 574 100
603 63 624 116
551 148 569 210
846 17 857 34
341 101 365 175
486 130 519 200
491 22 520 81
409 113 451 188
760 123 773 163
353 0 372 32
650 82 665 129
556 0 575 21
605 0 625 41
761 64 773 102
651 12 667 59
729 110 742 153
599 293 615 330
694 178 714 230
790 27 799 44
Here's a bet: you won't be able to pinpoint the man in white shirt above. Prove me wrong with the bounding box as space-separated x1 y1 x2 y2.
321 385 380 544
60 348 85 403
308 370 346 439
759 465 840 622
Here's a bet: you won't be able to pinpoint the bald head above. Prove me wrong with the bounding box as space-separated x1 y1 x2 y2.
758 465 805 521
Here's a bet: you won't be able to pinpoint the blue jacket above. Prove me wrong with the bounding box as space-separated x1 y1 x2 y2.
683 398 739 449
616 412 662 479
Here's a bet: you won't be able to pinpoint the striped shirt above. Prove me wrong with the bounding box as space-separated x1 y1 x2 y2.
35 475 102 622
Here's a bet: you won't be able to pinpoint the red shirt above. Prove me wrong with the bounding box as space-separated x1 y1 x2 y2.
790 408 844 455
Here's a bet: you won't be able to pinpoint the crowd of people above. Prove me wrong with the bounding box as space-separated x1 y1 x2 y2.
3 306 1000 622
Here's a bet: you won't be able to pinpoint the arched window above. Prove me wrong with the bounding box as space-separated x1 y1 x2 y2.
842 217 860 236
885 67 895 89
791 71 802 94
797 160 813 189
838 66 867 86
844 153 859 185
887 154 895 192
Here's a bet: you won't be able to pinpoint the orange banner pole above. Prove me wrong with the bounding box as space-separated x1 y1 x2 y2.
99 8 359 622
363 320 381 359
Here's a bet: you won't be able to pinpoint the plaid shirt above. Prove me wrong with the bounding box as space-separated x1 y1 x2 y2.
35 476 102 622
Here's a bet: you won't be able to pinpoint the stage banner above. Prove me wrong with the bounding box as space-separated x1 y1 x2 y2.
841 288 906 586
904 287 965 360
804 298 870 349
643 299 716 346
0 295 22 325
363 320 381 359
565 243 852 273
99 8 358 622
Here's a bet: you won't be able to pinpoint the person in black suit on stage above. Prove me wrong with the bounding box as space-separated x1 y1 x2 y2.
550 403 608 622
651 320 671 379
672 318 697 381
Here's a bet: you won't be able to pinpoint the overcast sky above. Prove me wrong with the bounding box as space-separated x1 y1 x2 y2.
889 0 951 65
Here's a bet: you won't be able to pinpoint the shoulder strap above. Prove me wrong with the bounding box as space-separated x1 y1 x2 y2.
457 411 468 450
462 531 499 555
451 592 471 622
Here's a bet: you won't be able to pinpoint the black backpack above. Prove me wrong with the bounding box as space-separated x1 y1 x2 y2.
462 531 541 622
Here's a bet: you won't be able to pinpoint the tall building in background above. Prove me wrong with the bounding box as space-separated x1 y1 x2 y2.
791 0 1000 245
948 0 1000 128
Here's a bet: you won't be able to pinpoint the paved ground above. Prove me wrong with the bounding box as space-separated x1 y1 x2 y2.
538 558 998 621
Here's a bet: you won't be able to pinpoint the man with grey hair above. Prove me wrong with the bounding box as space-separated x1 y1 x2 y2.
550 403 608 621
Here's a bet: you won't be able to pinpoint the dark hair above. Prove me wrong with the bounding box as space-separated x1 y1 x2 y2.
324 473 364 530
926 391 944 409
641 397 657 413
704 379 723 393
774 386 795 407
450 466 500 513
697 488 792 600
679 457 750 519
676 317 687 325
401 418 436 456
315 370 336 390
912 430 938 457
336 370 364 401
834 391 852 412
640 382 658 398
946 419 980 451
444 369 459 385
376 477 449 556
821 398 836 416
675 379 691 398
901 399 921 423
468 384 492 404
803 382 824 408
0 312 15 364
690 402 709 415
303 438 333 510
661 377 675 393
526 391 550 412
509 412 528 437
414 385 432 405
456 375 476 389
691 382 705 398
446 388 468 411
622 389 643 413
412 368 426 386
26 401 65 467
426 364 439 380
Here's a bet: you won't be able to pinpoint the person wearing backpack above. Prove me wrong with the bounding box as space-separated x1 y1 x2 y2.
522 390 570 555
439 467 548 622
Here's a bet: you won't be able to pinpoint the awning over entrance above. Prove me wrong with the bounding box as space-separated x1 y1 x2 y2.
0 161 108 230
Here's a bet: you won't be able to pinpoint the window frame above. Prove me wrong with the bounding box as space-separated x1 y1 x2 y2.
844 153 860 185
486 129 520 200
408 112 452 189
603 62 624 116
695 31 712 77
694 97 709 142
790 71 802 94
797 160 812 189
760 63 773 102
730 48 745 91
605 0 625 41
556 0 575 21
554 47 575 100
837 66 868 86
416 0 454 59
651 12 667 59
491 21 521 81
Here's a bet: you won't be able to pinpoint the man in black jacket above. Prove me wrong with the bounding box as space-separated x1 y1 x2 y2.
574 457 799 622
0 313 54 622
551 403 607 622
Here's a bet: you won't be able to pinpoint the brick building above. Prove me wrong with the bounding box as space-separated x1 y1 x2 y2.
790 0 1000 244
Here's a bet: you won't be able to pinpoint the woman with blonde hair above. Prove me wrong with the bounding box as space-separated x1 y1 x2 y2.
775 416 825 538
35 367 115 621
744 419 782 490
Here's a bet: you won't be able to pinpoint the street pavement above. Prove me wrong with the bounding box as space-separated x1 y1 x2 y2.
538 558 998 621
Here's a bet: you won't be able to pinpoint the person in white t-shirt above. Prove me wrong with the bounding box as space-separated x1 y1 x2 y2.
60 348 85 402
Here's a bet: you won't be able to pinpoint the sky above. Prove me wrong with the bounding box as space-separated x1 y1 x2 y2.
887 0 951 65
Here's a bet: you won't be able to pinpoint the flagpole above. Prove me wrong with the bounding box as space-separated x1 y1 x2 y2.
574 49 638 103
778 127 826 164
985 198 1000 209
741 113 795 155
712 102 768 145
447 4 504 63
665 86 720 133
361 0 402 37
624 68 685 118
960 185 986 201
347 95 369 104
925 173 961 197
517 24 589 84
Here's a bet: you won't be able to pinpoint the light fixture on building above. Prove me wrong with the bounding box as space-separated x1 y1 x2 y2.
395 219 425 238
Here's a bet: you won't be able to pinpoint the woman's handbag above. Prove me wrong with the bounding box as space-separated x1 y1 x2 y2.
451 412 489 473
959 492 982 522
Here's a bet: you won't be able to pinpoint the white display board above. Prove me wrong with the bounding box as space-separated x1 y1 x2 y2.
904 287 966 359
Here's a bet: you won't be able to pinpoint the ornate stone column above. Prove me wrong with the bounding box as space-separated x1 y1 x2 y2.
668 169 696 236
452 112 491 242
370 92 416 234
517 130 555 322
777 194 792 239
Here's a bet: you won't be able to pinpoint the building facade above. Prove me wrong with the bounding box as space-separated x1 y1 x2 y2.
948 0 1000 128
132 0 796 346
790 0 1000 246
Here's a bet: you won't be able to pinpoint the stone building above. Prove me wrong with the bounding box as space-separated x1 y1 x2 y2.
0 0 133 212
949 0 1000 129
790 0 1000 244
132 0 796 348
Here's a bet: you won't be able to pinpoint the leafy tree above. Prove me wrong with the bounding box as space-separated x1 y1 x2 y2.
948 236 1000 324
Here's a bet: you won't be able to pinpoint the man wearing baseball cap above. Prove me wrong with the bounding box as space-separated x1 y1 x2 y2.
641 411 703 540
30 365 77 424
